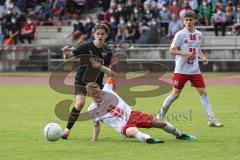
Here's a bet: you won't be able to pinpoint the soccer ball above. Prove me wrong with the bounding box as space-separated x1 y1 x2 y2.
43 123 62 142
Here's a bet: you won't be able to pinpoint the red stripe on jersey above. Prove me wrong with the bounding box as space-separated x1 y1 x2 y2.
189 34 196 41
189 35 192 40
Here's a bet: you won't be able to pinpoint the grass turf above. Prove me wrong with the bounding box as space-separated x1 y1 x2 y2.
0 76 239 160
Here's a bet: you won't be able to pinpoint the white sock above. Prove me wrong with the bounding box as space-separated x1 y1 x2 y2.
159 95 178 119
200 93 215 118
163 122 182 137
135 131 151 143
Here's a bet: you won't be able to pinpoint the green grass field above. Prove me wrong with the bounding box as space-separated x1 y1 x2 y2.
0 73 240 160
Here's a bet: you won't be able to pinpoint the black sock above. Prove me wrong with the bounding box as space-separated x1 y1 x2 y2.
66 107 80 130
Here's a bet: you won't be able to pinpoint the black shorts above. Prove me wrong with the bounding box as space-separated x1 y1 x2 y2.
75 83 87 96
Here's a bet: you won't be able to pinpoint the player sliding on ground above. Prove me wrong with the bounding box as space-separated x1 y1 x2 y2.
86 58 196 144
158 11 223 127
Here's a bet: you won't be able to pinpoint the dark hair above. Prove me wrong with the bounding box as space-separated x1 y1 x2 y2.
93 23 110 34
183 10 195 19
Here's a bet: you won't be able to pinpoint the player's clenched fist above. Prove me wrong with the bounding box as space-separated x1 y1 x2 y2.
62 46 73 59
203 58 208 65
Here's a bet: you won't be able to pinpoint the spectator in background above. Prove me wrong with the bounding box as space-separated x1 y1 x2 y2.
68 17 86 43
0 2 5 18
212 0 223 13
101 0 111 12
233 0 239 6
125 0 135 20
198 0 212 25
226 0 236 13
159 4 171 35
0 18 7 44
143 3 156 22
84 16 95 40
188 0 198 14
4 9 13 28
213 7 227 36
232 4 240 35
16 0 27 11
5 0 13 10
225 3 235 27
18 9 28 24
169 0 181 17
125 21 138 43
117 16 126 42
148 18 161 44
144 0 156 10
116 0 127 4
19 18 36 44
179 2 192 20
53 0 65 20
65 0 86 18
168 13 182 41
109 16 118 42
34 1 52 21
96 12 105 24
115 4 126 23
131 7 142 27
156 0 169 11
73 17 85 33
109 0 117 9
221 0 228 8
137 22 151 44
8 1 21 18
73 0 86 15
65 0 75 17
6 16 21 44
104 7 115 24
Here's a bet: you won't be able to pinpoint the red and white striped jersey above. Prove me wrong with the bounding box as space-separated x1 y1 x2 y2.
88 81 131 133
170 28 202 74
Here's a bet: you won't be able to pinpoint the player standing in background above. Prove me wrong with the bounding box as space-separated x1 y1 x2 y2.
158 11 223 127
87 58 196 144
61 23 113 139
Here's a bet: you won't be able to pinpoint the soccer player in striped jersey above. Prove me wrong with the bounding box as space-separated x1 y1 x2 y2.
158 10 223 127
86 58 196 144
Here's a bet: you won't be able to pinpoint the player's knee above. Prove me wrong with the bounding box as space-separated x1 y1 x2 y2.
200 92 207 96
126 128 137 137
152 119 166 128
172 88 181 97
199 89 207 95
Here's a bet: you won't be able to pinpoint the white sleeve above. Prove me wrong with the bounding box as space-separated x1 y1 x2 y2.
170 32 182 49
88 105 100 125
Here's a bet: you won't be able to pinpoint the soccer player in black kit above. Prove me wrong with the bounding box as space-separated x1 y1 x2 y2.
62 24 112 139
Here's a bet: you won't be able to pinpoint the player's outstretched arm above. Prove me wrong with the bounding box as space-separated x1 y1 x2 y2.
198 49 208 65
109 56 119 69
92 121 100 141
89 58 117 79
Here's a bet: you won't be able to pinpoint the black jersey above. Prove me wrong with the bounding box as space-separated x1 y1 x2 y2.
72 41 112 88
